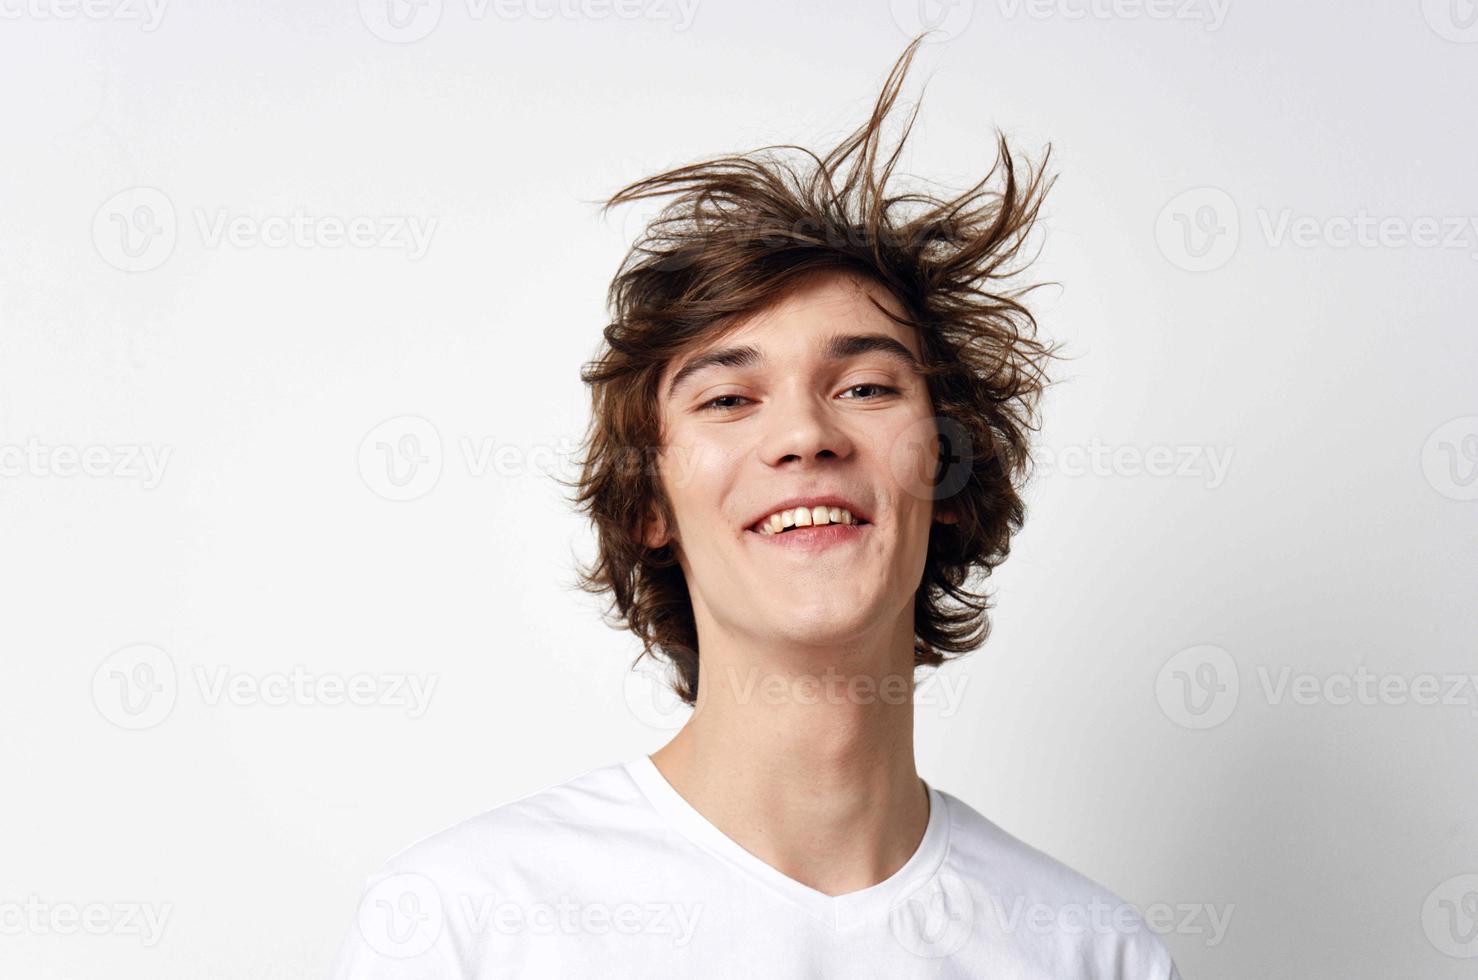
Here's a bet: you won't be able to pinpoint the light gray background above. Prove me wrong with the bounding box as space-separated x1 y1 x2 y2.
2 1 1475 977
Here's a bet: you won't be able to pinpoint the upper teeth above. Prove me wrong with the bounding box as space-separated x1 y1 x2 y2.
755 506 859 535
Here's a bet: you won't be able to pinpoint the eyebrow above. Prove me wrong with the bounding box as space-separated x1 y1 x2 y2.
665 332 922 400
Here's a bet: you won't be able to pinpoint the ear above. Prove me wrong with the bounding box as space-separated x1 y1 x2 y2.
933 500 959 525
640 502 673 549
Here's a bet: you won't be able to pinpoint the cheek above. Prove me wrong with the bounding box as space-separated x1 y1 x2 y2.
659 435 745 520
659 429 725 491
882 415 944 506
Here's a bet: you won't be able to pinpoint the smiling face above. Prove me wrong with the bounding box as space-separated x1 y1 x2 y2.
646 269 955 662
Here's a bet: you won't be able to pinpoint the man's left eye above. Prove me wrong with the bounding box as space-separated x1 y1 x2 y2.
841 383 899 399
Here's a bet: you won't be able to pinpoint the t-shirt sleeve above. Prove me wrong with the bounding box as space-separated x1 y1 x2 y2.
324 868 469 980
1150 935 1184 980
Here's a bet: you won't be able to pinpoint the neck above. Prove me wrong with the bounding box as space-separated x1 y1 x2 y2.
649 618 929 897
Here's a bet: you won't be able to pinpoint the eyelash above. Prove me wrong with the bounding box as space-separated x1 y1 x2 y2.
698 384 900 413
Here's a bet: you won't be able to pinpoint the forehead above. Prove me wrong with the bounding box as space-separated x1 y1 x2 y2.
659 272 919 393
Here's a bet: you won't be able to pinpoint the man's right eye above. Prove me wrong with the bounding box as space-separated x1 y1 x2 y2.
699 394 752 412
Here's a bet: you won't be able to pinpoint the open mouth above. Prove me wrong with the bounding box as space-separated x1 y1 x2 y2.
745 519 872 551
744 504 874 554
747 508 870 536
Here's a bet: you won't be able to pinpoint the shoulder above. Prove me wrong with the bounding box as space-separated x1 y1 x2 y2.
370 759 650 889
327 760 657 977
936 788 1183 980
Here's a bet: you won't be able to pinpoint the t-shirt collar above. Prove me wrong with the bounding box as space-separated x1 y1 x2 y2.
622 754 952 931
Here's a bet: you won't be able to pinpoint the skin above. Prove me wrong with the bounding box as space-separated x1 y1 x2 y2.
642 267 958 897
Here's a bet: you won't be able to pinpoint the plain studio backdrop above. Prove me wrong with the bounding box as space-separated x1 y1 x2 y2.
2 2 1475 978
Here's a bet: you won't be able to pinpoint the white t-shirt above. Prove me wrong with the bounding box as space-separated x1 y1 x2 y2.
327 757 1182 978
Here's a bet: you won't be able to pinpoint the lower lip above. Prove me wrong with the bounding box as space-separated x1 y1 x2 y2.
746 522 871 551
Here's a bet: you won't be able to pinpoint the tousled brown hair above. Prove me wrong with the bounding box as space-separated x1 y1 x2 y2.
559 33 1058 705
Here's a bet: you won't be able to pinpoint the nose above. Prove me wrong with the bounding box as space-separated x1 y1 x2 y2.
757 389 856 468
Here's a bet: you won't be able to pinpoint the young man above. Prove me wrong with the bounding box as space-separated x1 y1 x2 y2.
328 36 1182 979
